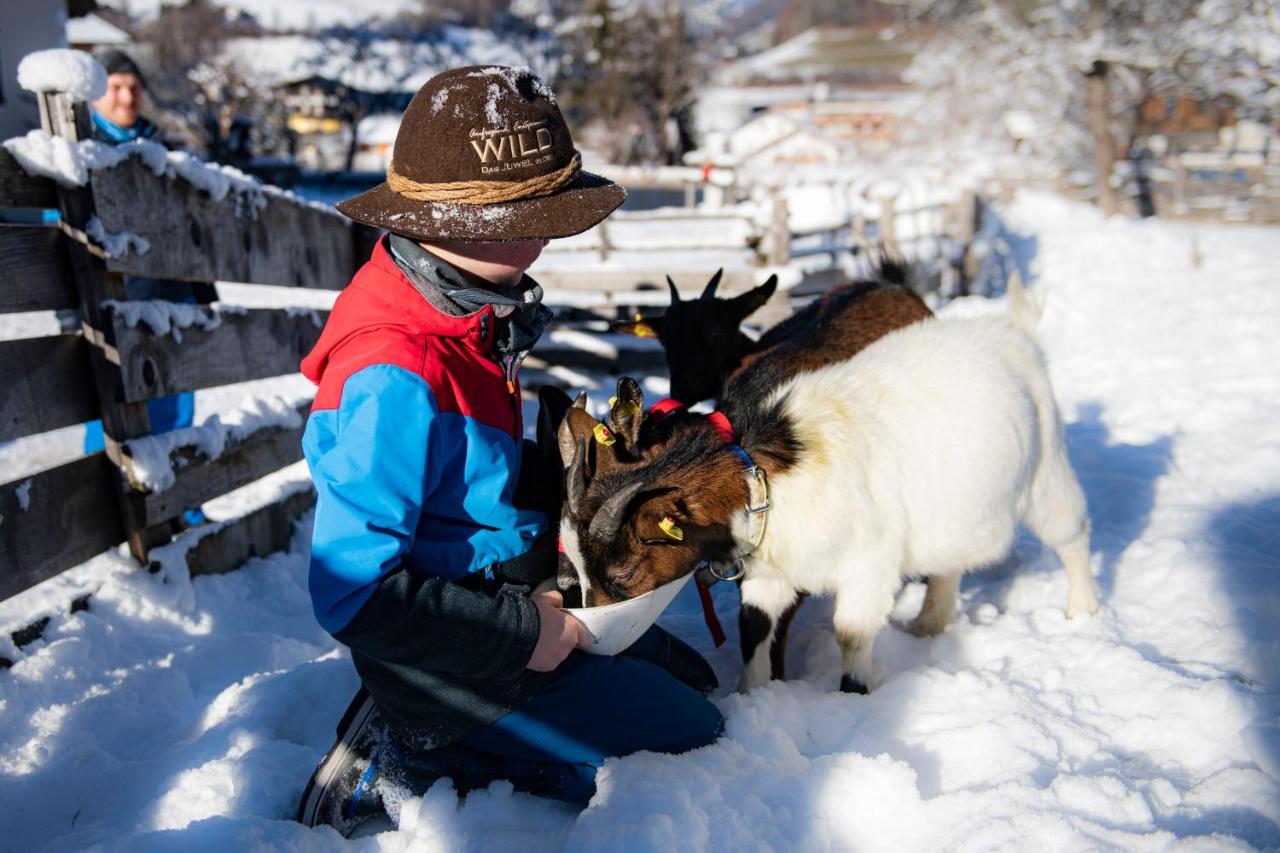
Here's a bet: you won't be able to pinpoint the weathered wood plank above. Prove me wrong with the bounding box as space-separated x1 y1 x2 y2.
134 402 310 527
0 226 77 313
113 307 325 402
525 345 666 374
185 487 315 577
42 91 170 562
532 269 759 294
89 156 356 289
0 455 125 602
0 334 99 443
0 149 58 210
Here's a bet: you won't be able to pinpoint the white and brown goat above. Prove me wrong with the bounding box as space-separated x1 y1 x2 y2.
608 266 935 677
560 281 1099 694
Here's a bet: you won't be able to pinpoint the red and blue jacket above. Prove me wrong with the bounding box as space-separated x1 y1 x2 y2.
301 237 550 735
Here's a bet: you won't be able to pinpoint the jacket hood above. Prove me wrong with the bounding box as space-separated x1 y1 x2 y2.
301 236 497 386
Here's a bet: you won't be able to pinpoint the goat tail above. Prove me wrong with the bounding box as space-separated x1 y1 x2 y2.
1006 268 1042 335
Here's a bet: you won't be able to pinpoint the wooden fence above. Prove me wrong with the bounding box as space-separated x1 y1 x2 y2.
0 90 365 654
991 151 1280 224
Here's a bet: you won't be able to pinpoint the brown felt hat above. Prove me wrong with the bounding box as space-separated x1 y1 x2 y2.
337 65 625 242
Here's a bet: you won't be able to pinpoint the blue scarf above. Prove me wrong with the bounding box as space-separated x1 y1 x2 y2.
91 110 158 144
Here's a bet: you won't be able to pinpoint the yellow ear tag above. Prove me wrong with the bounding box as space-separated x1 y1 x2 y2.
593 423 616 446
632 316 658 339
608 396 618 408
658 516 684 541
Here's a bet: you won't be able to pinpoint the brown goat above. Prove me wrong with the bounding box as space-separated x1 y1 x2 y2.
598 265 934 679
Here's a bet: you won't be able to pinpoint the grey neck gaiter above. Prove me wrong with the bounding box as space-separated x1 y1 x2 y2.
388 234 553 385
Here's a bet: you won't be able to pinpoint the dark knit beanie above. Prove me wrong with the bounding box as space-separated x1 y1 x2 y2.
96 49 146 90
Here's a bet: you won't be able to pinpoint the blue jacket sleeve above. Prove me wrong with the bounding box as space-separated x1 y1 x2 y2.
306 364 540 681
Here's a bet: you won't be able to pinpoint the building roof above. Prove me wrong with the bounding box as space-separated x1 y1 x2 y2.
67 13 131 47
724 25 922 87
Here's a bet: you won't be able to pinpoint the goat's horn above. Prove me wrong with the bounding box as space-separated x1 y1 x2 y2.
565 435 587 516
700 269 724 302
666 275 680 303
588 480 647 541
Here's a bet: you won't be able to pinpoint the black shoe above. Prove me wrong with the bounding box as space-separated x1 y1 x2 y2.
296 687 385 836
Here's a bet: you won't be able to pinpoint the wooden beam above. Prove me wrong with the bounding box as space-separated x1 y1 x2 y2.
41 91 170 563
0 334 99 443
0 149 58 210
0 226 77 313
184 487 315 577
533 269 760 294
0 454 124 602
113 307 325 402
135 402 310 527
525 346 666 374
89 156 356 289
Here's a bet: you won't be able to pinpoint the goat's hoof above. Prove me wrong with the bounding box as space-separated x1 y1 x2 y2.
839 674 869 695
1067 587 1100 619
910 617 947 637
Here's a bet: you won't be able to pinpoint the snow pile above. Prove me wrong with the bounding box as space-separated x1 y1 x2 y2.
1 132 340 218
1 130 124 188
1 192 1279 849
124 395 305 493
103 299 233 343
86 215 151 259
16 49 106 102
14 479 33 511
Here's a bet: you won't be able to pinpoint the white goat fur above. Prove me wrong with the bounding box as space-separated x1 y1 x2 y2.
736 309 1098 692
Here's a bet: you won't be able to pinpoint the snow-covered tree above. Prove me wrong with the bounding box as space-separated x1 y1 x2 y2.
890 0 1280 212
553 0 718 164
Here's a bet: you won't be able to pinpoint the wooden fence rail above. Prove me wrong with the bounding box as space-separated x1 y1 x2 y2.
0 87 367 636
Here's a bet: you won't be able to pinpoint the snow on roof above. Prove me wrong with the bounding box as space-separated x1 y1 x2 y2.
96 0 420 30
223 29 542 94
16 49 107 103
67 14 131 47
356 113 400 146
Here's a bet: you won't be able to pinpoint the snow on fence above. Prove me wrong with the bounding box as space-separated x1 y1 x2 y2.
0 87 366 643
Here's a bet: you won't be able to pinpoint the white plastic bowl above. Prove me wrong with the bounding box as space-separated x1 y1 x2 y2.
551 573 694 656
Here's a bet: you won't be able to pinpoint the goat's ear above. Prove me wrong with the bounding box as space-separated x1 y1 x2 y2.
611 314 663 339
732 275 778 319
631 487 695 540
608 377 646 454
557 399 597 467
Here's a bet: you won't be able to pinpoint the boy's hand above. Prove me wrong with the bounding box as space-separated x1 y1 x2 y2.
527 590 590 671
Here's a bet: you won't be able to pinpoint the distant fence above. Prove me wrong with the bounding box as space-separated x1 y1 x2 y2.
991 151 1280 224
0 90 370 650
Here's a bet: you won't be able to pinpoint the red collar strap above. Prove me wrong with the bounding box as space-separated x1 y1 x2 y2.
647 398 738 648
648 397 686 420
648 398 737 444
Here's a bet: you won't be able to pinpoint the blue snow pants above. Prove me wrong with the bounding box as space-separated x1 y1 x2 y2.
385 625 724 806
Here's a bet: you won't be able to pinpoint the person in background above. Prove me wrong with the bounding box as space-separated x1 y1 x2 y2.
83 49 216 523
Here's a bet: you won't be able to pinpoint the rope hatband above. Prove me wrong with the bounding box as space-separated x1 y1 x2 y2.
386 151 582 205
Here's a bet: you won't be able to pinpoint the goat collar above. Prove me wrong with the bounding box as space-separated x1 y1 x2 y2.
647 399 771 578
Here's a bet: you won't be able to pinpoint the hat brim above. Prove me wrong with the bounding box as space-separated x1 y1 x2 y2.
335 170 626 242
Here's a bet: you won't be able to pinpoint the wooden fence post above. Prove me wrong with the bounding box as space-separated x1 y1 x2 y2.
879 194 897 253
598 218 611 262
38 90 171 563
765 193 790 266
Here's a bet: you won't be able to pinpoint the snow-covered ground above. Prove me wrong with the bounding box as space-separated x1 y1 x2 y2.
2 192 1279 851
